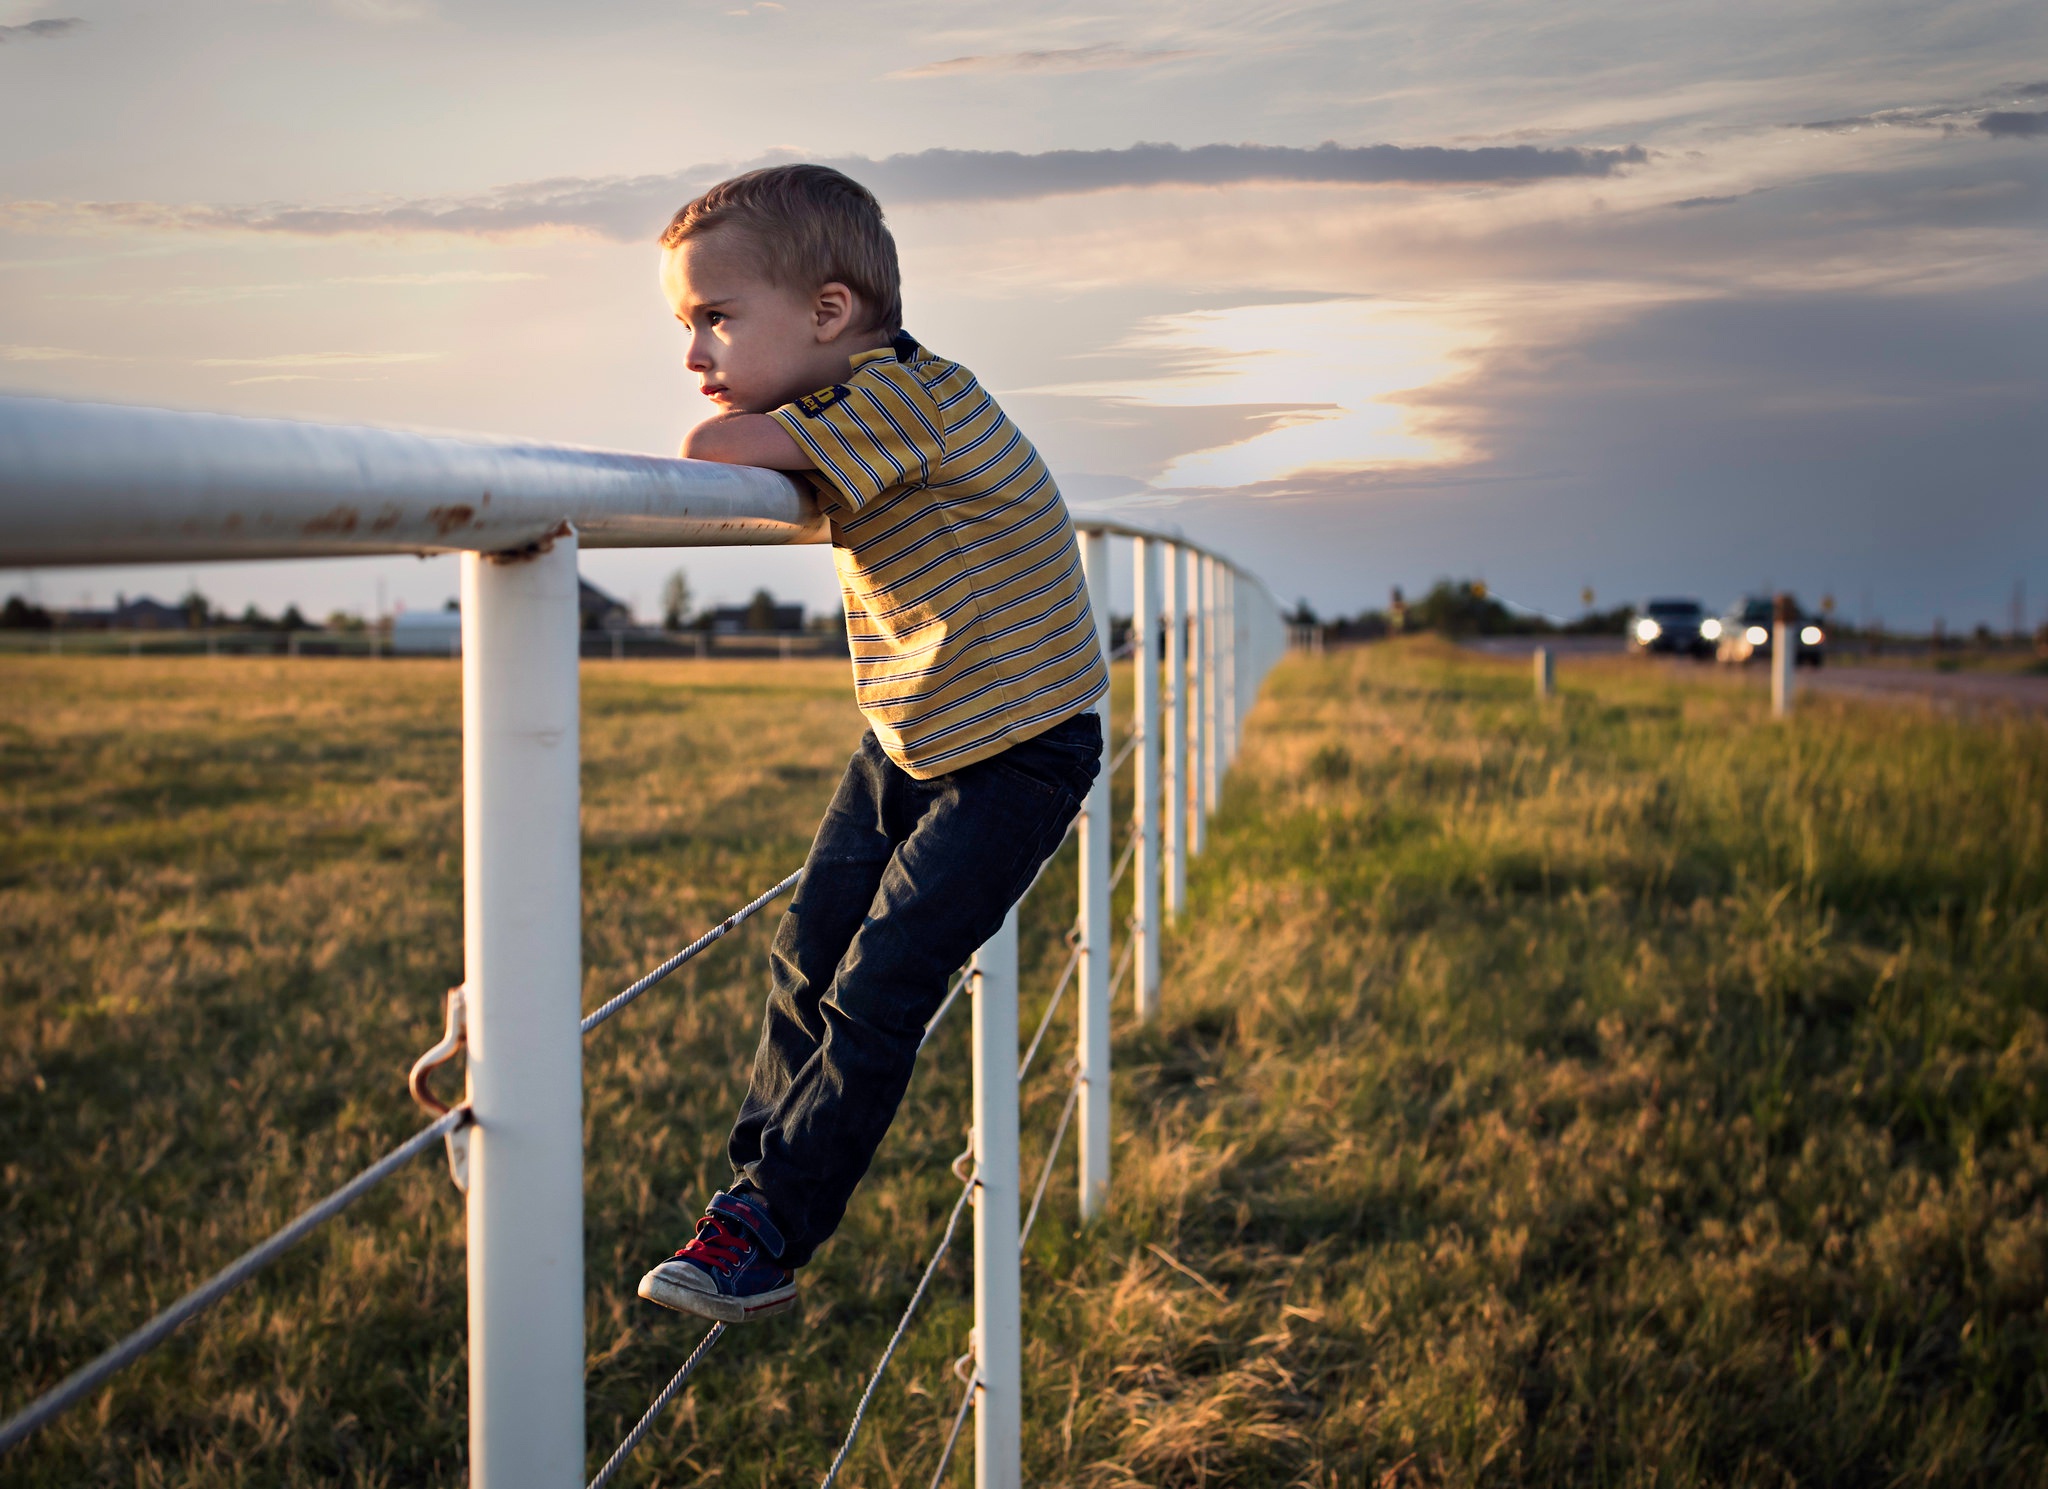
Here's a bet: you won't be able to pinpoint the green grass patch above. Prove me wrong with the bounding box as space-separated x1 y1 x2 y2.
4 643 2045 1486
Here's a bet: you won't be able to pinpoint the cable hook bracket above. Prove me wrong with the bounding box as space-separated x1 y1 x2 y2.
408 984 471 1191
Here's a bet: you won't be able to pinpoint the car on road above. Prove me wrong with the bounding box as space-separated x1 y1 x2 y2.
1630 597 1713 659
1710 596 1826 667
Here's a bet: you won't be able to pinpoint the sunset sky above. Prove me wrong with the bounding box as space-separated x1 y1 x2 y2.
3 0 2043 628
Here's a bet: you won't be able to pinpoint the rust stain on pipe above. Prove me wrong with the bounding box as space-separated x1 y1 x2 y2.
304 505 362 535
427 503 476 536
484 519 572 565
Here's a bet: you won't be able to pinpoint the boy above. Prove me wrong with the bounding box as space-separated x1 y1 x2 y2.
636 164 1106 1323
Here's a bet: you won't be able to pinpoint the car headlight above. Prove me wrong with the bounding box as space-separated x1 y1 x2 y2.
1801 625 1822 645
1635 618 1662 642
1700 617 1722 640
1745 625 1768 646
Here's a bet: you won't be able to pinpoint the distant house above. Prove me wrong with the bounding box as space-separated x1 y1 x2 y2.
391 606 462 656
63 594 189 629
709 601 804 634
579 579 632 632
117 596 189 629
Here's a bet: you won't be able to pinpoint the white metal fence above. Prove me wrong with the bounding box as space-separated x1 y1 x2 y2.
0 392 1283 1487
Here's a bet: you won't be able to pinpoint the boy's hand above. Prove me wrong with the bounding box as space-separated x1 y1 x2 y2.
681 413 814 471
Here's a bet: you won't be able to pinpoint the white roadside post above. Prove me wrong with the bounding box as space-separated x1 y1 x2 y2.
1187 548 1196 856
1772 594 1796 719
1196 565 1212 827
970 908 1022 1489
461 536 585 1489
1222 567 1239 765
1192 558 1211 852
1534 646 1555 700
1163 545 1188 921
1133 537 1162 1021
1076 528 1113 1220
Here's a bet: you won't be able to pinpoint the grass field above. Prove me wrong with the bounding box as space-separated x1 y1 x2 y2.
3 642 2045 1486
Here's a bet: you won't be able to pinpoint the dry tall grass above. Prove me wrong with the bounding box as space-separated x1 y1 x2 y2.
4 643 2045 1486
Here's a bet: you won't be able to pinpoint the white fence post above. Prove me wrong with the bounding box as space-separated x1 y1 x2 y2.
1222 568 1239 765
1191 558 1210 855
1076 530 1113 1220
1772 595 1795 719
1201 557 1221 830
1163 544 1188 922
1133 537 1162 1021
1534 646 1554 700
461 536 585 1489
970 908 1021 1489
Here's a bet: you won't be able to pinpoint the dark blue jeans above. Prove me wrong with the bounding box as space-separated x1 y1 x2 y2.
727 709 1102 1267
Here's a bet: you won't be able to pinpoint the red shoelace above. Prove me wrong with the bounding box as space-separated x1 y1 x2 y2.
674 1215 750 1271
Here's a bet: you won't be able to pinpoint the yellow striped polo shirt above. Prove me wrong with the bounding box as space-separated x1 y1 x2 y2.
767 331 1107 780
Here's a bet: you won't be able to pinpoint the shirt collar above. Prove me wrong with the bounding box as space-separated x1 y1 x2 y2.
848 330 920 372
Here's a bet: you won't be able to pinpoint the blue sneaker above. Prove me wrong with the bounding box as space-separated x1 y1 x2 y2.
637 1189 798 1323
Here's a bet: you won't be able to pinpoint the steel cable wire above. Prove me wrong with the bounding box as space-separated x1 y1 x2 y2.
5 870 802 1458
0 1106 472 1457
1106 829 1140 893
918 966 972 1052
1015 936 1082 1085
1107 936 1137 1002
817 1170 979 1489
583 869 802 1034
585 1322 728 1489
1018 1075 1082 1255
926 1371 980 1489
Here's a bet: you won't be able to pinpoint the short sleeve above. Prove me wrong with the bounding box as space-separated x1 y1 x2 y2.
767 366 944 511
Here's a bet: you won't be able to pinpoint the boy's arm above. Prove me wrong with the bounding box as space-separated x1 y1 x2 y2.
681 413 815 471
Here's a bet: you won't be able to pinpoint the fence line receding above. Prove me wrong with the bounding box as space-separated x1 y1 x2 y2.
0 391 1285 1488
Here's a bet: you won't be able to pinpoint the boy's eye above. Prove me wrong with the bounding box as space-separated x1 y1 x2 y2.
705 311 726 327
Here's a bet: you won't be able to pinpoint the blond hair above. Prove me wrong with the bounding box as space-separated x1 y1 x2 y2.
661 164 902 333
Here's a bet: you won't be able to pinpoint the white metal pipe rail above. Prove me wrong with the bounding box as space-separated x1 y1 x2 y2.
0 393 827 565
0 391 1285 1489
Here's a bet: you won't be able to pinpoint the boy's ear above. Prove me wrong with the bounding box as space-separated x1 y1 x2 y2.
813 281 859 342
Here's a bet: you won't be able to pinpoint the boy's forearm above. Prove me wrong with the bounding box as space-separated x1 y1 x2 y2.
681 413 815 471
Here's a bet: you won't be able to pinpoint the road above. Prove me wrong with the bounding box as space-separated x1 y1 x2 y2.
1459 636 2048 715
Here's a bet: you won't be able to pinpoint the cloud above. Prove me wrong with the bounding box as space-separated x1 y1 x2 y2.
2 139 1649 243
193 351 439 367
1981 110 2048 139
1795 84 2048 140
1 342 104 361
891 45 1205 79
853 140 1647 199
0 17 82 41
1670 194 1741 209
48 268 546 305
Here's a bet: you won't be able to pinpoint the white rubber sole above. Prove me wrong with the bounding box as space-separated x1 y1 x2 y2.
637 1267 798 1324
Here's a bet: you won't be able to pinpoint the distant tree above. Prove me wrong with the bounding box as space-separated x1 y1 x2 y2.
1287 598 1320 626
240 603 273 630
281 604 312 632
2 594 54 629
1410 579 1538 637
1563 604 1634 636
1324 608 1390 643
662 569 693 631
745 587 777 633
179 588 213 628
